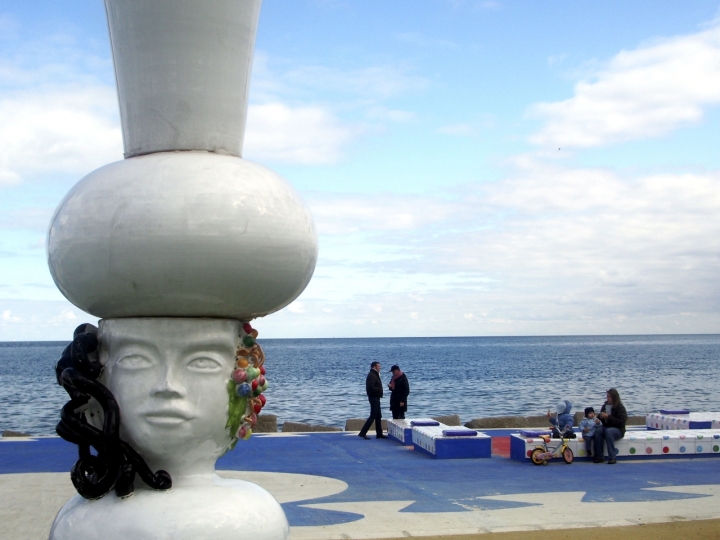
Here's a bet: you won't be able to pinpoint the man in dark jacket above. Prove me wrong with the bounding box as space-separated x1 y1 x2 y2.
593 388 627 464
358 361 386 439
388 365 410 419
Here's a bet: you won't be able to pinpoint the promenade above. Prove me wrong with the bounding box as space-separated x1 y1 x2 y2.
2 431 720 539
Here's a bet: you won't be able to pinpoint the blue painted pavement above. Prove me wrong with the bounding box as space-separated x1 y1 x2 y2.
2 433 719 527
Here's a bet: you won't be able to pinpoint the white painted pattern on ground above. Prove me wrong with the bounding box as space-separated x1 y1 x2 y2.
2 472 720 540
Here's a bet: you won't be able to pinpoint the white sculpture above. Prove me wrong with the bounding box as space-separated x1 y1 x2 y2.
50 319 289 540
47 0 316 538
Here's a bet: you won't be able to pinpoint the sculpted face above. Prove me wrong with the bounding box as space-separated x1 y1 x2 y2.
99 318 239 475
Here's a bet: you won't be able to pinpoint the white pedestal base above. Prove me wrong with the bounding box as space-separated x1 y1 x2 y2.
50 476 289 540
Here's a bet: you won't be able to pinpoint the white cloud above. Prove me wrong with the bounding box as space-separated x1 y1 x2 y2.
279 64 428 101
0 86 122 184
50 308 78 324
441 0 502 11
0 25 121 185
286 301 306 314
0 39 426 175
306 191 460 235
0 170 21 186
395 32 460 50
0 300 97 341
478 1 502 10
245 54 427 163
2 310 21 323
0 207 55 232
290 161 720 335
364 106 416 123
244 102 357 164
251 52 428 102
528 22 720 148
547 53 569 67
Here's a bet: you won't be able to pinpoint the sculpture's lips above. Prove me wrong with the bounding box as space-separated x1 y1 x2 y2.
143 410 194 425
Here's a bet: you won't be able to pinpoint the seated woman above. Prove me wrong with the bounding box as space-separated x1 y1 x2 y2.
593 388 627 464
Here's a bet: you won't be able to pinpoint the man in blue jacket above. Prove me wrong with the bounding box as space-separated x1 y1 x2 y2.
358 361 386 439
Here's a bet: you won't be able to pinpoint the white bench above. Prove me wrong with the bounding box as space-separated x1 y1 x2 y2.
411 421 491 459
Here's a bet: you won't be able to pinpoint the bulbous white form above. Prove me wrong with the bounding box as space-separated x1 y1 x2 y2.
50 318 289 540
47 152 317 319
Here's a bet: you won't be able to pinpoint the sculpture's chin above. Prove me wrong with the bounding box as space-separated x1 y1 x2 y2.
117 420 231 477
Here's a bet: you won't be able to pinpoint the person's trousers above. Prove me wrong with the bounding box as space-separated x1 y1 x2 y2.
391 407 405 420
594 426 622 459
583 432 594 456
359 397 383 436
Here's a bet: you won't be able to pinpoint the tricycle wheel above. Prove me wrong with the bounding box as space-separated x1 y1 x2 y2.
563 447 574 464
530 448 545 466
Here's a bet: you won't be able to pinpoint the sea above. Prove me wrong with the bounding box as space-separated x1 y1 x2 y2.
1 334 719 435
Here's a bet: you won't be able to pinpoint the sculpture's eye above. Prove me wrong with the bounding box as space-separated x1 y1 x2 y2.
116 354 152 370
188 356 222 372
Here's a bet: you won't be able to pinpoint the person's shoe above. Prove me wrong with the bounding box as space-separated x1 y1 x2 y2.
376 434 387 439
593 457 605 463
358 434 370 440
608 458 617 464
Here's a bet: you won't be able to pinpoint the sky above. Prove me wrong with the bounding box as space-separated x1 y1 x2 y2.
2 0 720 340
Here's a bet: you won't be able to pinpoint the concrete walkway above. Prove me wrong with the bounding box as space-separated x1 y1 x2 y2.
2 432 720 539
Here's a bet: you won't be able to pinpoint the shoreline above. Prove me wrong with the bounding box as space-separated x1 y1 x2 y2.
1 413 649 437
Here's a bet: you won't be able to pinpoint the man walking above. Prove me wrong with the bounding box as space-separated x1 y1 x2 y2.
358 361 386 439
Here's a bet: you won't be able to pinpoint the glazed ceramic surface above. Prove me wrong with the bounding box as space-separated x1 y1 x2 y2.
105 0 262 157
47 152 317 320
50 479 288 540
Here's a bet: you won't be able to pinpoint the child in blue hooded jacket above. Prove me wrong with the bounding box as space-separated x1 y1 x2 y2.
547 399 574 438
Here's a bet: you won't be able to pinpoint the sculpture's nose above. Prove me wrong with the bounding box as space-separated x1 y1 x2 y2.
150 365 186 399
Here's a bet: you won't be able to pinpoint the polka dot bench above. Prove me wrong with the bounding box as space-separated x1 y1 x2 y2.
409 421 492 459
510 430 720 462
646 411 720 431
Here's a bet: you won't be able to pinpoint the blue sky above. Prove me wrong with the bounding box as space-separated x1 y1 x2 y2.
2 1 720 340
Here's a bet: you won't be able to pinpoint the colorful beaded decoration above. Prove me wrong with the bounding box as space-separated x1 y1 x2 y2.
226 322 268 448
